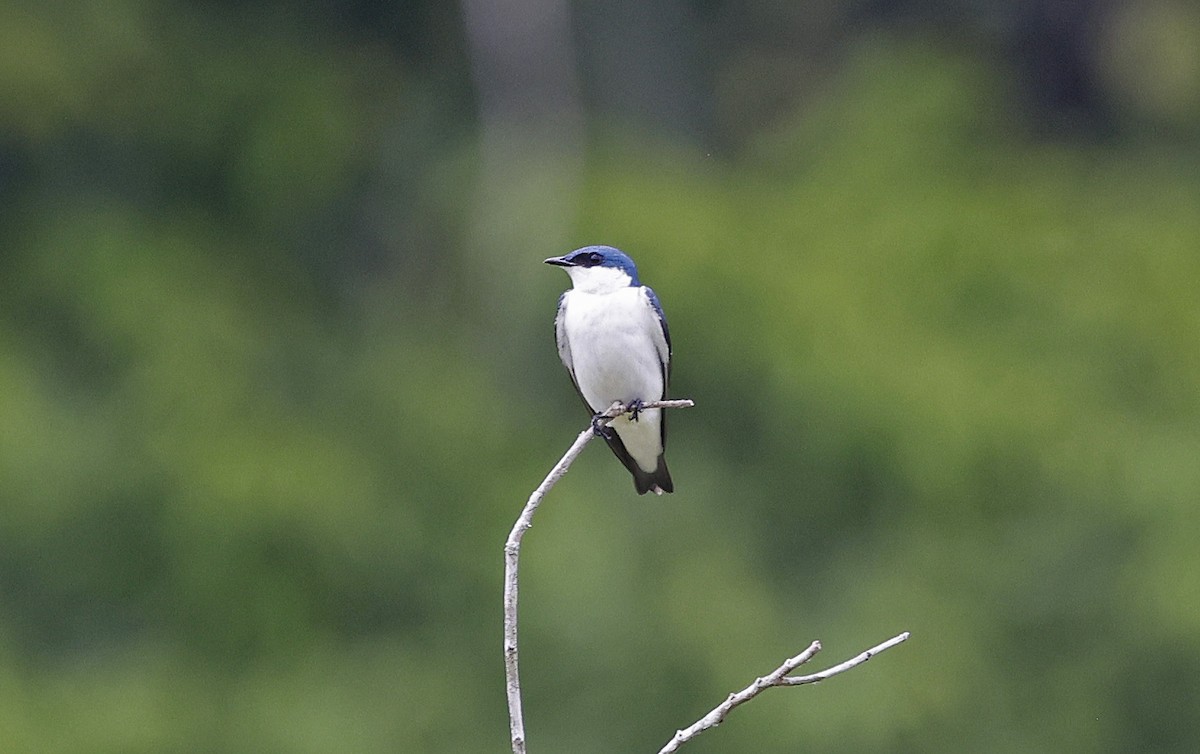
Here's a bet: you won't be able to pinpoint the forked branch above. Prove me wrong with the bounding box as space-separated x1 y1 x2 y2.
503 397 909 754
656 631 911 753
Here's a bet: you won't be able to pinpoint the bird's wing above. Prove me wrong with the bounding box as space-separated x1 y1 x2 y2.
643 285 672 464
644 286 672 386
555 291 591 411
554 291 573 375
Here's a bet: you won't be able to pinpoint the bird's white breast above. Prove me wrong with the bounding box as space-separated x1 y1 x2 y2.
560 286 666 472
561 287 664 408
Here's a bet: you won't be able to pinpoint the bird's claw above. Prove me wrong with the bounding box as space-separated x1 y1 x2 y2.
591 414 615 439
627 399 644 422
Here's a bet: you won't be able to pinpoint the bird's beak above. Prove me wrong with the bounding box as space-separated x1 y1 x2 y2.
544 255 574 267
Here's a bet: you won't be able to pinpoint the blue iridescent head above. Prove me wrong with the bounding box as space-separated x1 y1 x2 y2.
544 245 641 291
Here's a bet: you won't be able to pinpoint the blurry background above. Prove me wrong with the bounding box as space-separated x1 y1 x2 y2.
2 0 1200 751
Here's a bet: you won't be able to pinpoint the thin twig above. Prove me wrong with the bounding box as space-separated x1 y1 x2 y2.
504 398 696 754
657 631 911 754
780 631 910 686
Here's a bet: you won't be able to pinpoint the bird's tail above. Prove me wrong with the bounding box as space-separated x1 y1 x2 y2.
634 456 673 496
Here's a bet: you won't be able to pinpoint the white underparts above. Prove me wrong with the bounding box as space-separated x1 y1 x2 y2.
559 284 668 473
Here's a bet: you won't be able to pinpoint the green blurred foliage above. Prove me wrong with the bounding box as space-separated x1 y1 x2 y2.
2 2 1200 752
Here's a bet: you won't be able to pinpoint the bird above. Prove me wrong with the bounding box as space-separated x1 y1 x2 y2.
545 245 674 495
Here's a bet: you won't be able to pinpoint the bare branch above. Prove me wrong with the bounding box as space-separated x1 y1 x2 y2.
780 631 911 686
504 399 695 754
657 632 911 754
502 396 905 754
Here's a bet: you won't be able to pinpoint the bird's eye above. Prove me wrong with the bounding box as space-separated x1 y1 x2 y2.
570 250 605 267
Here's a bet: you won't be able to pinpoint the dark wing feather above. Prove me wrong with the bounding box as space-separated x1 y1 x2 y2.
644 286 671 387
555 292 597 414
553 292 575 383
643 286 673 475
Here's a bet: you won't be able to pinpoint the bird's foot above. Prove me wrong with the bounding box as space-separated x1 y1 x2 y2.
627 399 645 422
591 414 615 439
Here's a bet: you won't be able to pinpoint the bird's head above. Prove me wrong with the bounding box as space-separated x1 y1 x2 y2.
544 246 641 294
